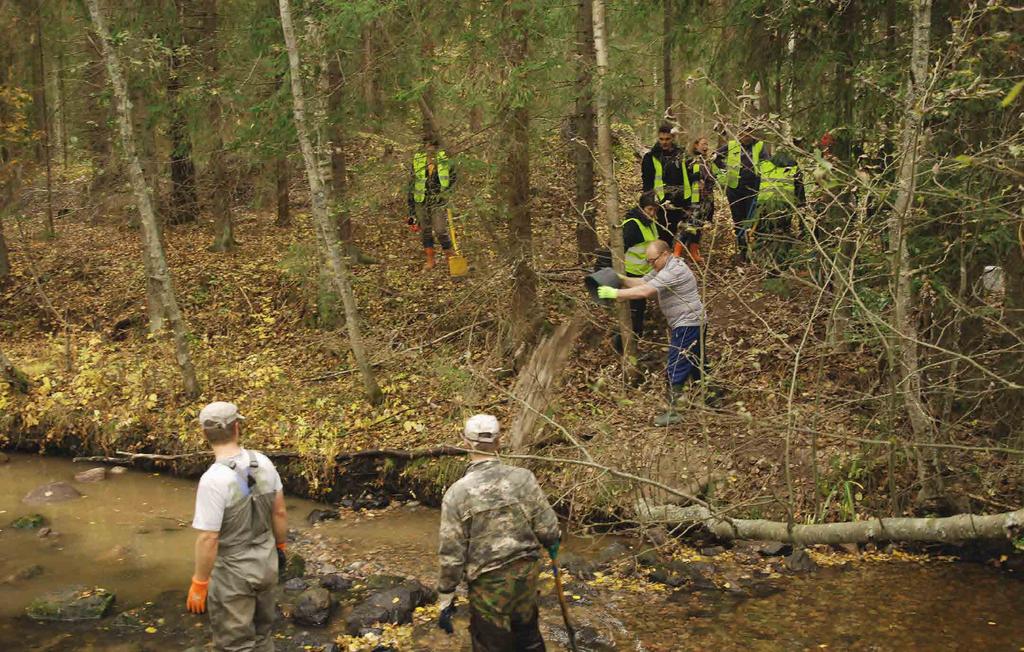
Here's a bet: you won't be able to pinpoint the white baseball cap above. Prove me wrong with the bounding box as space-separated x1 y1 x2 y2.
463 414 500 443
198 402 245 429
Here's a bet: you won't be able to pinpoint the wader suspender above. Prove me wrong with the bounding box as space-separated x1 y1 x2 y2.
219 452 259 496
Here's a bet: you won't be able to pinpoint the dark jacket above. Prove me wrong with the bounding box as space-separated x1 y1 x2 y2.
641 143 690 207
622 207 670 250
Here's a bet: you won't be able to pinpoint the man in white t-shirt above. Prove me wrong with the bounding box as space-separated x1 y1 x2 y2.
186 401 288 651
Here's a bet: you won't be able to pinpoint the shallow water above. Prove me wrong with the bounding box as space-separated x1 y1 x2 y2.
2 453 1024 651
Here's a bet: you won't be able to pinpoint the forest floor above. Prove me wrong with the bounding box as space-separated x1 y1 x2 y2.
2 130 1021 531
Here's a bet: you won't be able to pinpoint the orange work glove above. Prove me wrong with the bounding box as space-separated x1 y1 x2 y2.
276 542 287 571
186 577 209 614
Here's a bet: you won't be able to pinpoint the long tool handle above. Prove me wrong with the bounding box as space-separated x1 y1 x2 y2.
552 561 578 652
446 207 462 257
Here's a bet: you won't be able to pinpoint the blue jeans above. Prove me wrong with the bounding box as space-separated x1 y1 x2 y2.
667 325 706 386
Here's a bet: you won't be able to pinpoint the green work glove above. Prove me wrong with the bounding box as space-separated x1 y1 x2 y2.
597 286 618 300
547 540 560 561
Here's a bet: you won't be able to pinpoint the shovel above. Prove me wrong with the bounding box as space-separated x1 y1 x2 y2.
446 207 469 277
552 560 579 652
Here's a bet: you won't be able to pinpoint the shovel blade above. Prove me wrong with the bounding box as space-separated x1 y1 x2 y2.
448 254 469 277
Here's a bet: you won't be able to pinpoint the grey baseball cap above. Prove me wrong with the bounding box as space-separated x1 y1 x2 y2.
198 401 245 429
463 414 500 443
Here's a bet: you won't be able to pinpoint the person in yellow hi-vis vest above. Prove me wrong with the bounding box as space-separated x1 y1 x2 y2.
407 137 458 270
714 124 768 261
641 123 698 258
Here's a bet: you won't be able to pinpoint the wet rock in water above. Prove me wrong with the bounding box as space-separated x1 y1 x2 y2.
74 467 107 483
109 466 128 475
279 552 306 582
558 551 596 580
549 624 616 651
757 542 792 557
292 587 332 627
26 586 115 621
284 577 308 592
96 545 134 562
595 542 631 567
11 513 46 529
306 508 339 525
785 548 818 573
362 574 406 591
23 481 82 505
320 574 353 593
701 546 726 557
351 494 390 511
2 564 44 584
647 559 715 590
345 579 436 635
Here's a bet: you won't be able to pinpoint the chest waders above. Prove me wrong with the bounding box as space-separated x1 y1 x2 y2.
208 452 279 652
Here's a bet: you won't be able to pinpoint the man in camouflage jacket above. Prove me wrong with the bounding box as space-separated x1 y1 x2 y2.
436 414 561 651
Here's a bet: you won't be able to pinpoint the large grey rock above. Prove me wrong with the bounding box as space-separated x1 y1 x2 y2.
23 481 81 505
26 586 115 621
283 577 308 592
74 467 107 483
647 559 715 589
785 548 818 573
558 552 596 580
320 574 353 593
109 466 128 475
345 579 436 635
292 587 332 627
757 542 792 557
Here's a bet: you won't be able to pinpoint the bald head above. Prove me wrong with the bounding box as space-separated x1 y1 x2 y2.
645 240 669 258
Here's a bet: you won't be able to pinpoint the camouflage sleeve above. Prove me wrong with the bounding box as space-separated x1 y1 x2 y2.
437 492 468 594
523 472 560 547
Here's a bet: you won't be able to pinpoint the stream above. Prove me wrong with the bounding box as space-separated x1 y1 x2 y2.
1 453 1023 651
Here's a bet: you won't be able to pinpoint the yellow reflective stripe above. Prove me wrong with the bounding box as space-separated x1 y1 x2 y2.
621 217 658 274
652 156 665 200
437 150 450 190
413 151 451 202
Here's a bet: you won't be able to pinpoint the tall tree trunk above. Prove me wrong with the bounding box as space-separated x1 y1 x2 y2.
167 9 199 226
0 346 29 393
889 0 937 496
327 55 351 243
360 22 381 130
277 0 382 405
573 0 598 261
0 215 9 282
57 45 68 168
662 0 673 115
204 0 236 251
34 0 55 238
85 0 200 399
592 0 635 367
275 154 290 227
502 0 536 355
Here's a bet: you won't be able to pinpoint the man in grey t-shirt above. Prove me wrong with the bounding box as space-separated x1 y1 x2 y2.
598 240 708 425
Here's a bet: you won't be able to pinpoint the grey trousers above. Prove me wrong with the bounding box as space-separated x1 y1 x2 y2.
416 202 452 250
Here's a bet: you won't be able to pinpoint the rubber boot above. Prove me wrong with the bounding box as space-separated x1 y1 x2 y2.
654 384 686 426
688 242 703 264
422 247 436 271
673 241 684 257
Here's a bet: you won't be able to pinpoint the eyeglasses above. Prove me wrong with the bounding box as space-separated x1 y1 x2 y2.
646 252 666 265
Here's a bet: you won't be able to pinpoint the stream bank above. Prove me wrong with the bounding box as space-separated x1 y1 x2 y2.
3 453 1024 651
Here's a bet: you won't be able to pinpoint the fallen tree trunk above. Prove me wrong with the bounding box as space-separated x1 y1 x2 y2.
636 500 1024 544
507 314 583 452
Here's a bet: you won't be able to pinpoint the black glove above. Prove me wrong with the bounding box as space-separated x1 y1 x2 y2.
276 547 287 572
437 602 456 635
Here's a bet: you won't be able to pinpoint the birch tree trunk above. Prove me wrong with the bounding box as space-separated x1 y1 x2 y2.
0 346 29 393
889 0 937 491
592 0 635 366
204 0 236 251
277 0 382 405
85 0 199 399
573 0 598 260
636 501 1024 546
662 0 673 115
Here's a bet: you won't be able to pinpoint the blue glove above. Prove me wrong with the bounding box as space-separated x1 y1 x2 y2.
547 540 560 561
437 595 456 635
597 286 619 300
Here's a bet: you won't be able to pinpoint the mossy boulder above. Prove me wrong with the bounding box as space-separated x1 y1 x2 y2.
11 514 46 529
279 552 306 582
26 586 115 621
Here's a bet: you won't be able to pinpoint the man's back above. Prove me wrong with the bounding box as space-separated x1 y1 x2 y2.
438 459 559 589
